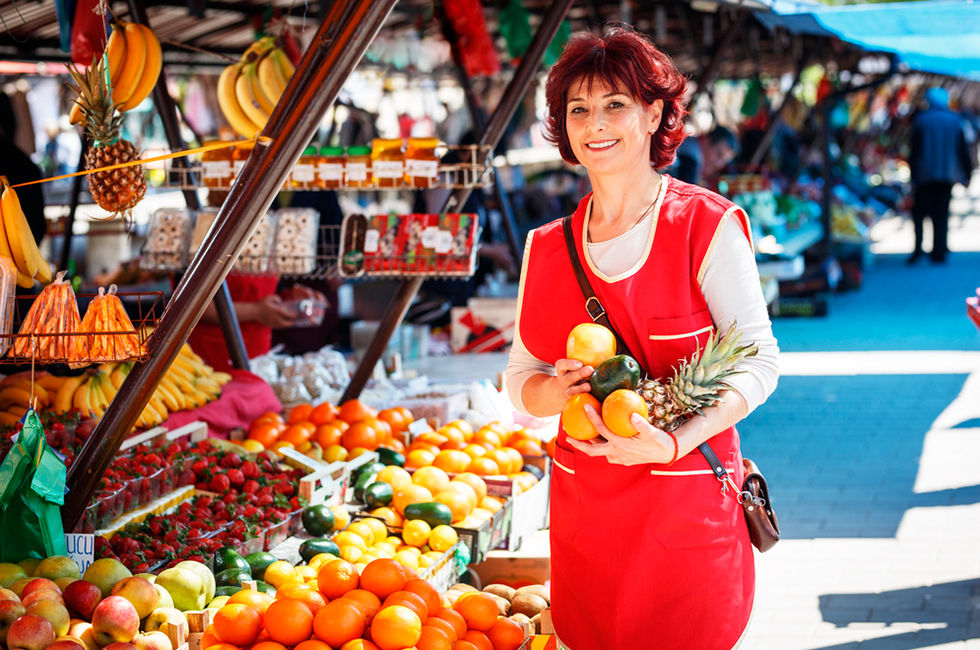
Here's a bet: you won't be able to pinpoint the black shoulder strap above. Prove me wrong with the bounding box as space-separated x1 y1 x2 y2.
561 215 728 477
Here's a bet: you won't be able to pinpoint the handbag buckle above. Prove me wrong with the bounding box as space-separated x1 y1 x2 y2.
585 297 606 322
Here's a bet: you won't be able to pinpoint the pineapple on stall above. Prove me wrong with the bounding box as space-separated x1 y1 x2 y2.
67 57 147 215
636 325 758 432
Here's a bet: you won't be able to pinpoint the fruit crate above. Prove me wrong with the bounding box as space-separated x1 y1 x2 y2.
419 541 465 593
0 290 164 365
162 144 494 192
498 473 550 553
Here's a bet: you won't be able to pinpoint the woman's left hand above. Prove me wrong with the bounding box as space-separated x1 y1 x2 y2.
564 403 677 465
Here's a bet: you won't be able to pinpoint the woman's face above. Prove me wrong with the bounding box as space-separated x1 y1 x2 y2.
565 77 663 178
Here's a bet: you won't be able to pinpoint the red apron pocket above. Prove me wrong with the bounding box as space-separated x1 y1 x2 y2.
551 439 581 543
646 310 715 380
648 461 742 550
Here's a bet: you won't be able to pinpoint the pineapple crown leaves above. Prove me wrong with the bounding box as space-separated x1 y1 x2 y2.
66 57 123 147
667 321 759 413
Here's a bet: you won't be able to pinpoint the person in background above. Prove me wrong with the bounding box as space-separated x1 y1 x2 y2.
907 86 975 265
505 25 778 649
0 92 45 246
671 125 739 190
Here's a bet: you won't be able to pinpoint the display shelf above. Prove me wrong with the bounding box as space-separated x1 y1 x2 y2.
756 221 824 259
0 291 164 366
163 144 494 192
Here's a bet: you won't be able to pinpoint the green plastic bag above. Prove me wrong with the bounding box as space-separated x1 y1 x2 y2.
0 410 67 561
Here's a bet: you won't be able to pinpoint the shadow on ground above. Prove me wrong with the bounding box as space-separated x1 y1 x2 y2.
738 374 969 539
812 578 980 648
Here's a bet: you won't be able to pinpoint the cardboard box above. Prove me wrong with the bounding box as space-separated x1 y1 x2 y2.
472 550 550 589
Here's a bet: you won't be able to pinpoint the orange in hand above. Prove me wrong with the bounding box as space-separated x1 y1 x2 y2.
561 393 601 441
601 388 649 437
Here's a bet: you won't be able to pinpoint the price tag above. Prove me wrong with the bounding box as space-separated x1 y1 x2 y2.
202 161 230 178
292 164 316 183
405 159 438 178
65 533 95 573
364 229 380 253
346 162 368 182
408 418 433 436
318 162 344 181
435 230 453 254
421 226 440 249
373 160 403 179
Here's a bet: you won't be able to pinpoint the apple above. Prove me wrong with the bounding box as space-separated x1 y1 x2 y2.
21 588 64 609
135 574 156 584
63 580 102 621
173 562 215 603
154 568 205 612
152 583 173 609
27 598 71 636
17 558 41 577
34 557 82 582
143 608 187 636
48 636 88 650
0 563 28 588
55 577 78 591
83 559 132 598
0 599 27 644
6 613 57 650
206 595 230 610
68 620 99 650
103 643 139 650
133 630 174 650
111 577 159 619
91 595 140 646
9 577 33 596
0 586 20 602
20 578 61 598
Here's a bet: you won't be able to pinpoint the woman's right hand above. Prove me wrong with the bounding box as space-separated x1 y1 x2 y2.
253 294 297 328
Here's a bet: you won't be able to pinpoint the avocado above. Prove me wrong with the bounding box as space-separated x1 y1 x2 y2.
363 481 394 508
299 538 341 563
215 567 252 588
403 501 453 527
301 504 336 536
212 547 251 576
589 354 642 401
376 447 406 467
244 551 277 581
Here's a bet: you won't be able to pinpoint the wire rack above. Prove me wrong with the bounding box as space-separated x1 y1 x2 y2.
162 144 495 191
0 292 165 366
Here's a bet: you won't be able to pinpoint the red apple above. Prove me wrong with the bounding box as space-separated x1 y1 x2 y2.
91 596 139 646
0 586 19 602
133 630 173 650
20 588 64 609
6 613 57 650
110 577 159 619
62 581 102 621
103 643 139 650
20 578 61 599
48 636 88 650
0 599 27 644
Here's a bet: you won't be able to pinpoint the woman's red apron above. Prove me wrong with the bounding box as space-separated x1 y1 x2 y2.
187 274 280 372
515 178 755 649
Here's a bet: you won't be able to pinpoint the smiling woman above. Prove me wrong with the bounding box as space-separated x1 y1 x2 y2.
504 23 780 650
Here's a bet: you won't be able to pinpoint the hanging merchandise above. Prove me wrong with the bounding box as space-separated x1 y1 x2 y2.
740 77 765 117
216 36 296 138
499 0 532 62
817 74 834 104
70 0 108 65
544 19 571 66
443 0 500 77
53 0 75 52
0 409 68 561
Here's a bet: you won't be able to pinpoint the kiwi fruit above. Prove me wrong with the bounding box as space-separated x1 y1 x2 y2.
510 592 548 618
483 592 510 616
450 582 478 593
531 612 542 634
509 612 533 633
516 584 551 604
442 589 464 604
483 584 517 602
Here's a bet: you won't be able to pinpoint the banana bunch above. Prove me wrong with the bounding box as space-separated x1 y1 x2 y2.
0 372 63 426
217 36 295 138
0 177 52 288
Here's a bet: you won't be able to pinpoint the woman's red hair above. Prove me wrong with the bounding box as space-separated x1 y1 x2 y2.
544 24 688 168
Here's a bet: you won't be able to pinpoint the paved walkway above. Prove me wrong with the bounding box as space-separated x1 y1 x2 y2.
740 179 980 649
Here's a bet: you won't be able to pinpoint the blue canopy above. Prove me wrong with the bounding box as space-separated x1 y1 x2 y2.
759 0 980 80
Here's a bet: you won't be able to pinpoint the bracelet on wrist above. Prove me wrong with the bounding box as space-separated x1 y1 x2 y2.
666 430 679 465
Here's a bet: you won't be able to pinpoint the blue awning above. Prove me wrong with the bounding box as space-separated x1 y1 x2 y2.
759 0 980 80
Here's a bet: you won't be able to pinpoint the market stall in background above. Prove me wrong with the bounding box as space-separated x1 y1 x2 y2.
0 0 977 648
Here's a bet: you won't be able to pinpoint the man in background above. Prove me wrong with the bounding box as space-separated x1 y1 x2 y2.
907 86 975 264
671 126 739 191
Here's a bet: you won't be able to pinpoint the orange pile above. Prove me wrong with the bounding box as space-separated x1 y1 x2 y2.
245 400 414 460
203 557 528 650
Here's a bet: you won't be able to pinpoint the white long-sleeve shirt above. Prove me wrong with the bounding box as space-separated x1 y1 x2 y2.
505 205 779 416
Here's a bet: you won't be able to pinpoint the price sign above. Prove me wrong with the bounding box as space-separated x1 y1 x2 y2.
65 533 95 573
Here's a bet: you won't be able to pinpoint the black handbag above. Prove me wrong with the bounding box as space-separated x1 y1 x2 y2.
561 215 780 552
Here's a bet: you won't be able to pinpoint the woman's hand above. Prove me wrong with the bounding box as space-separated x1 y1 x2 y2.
253 294 297 328
519 358 593 417
564 403 676 466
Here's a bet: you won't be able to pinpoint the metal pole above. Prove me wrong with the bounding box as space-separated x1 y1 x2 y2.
60 137 88 273
341 0 575 403
63 0 398 530
126 0 250 371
